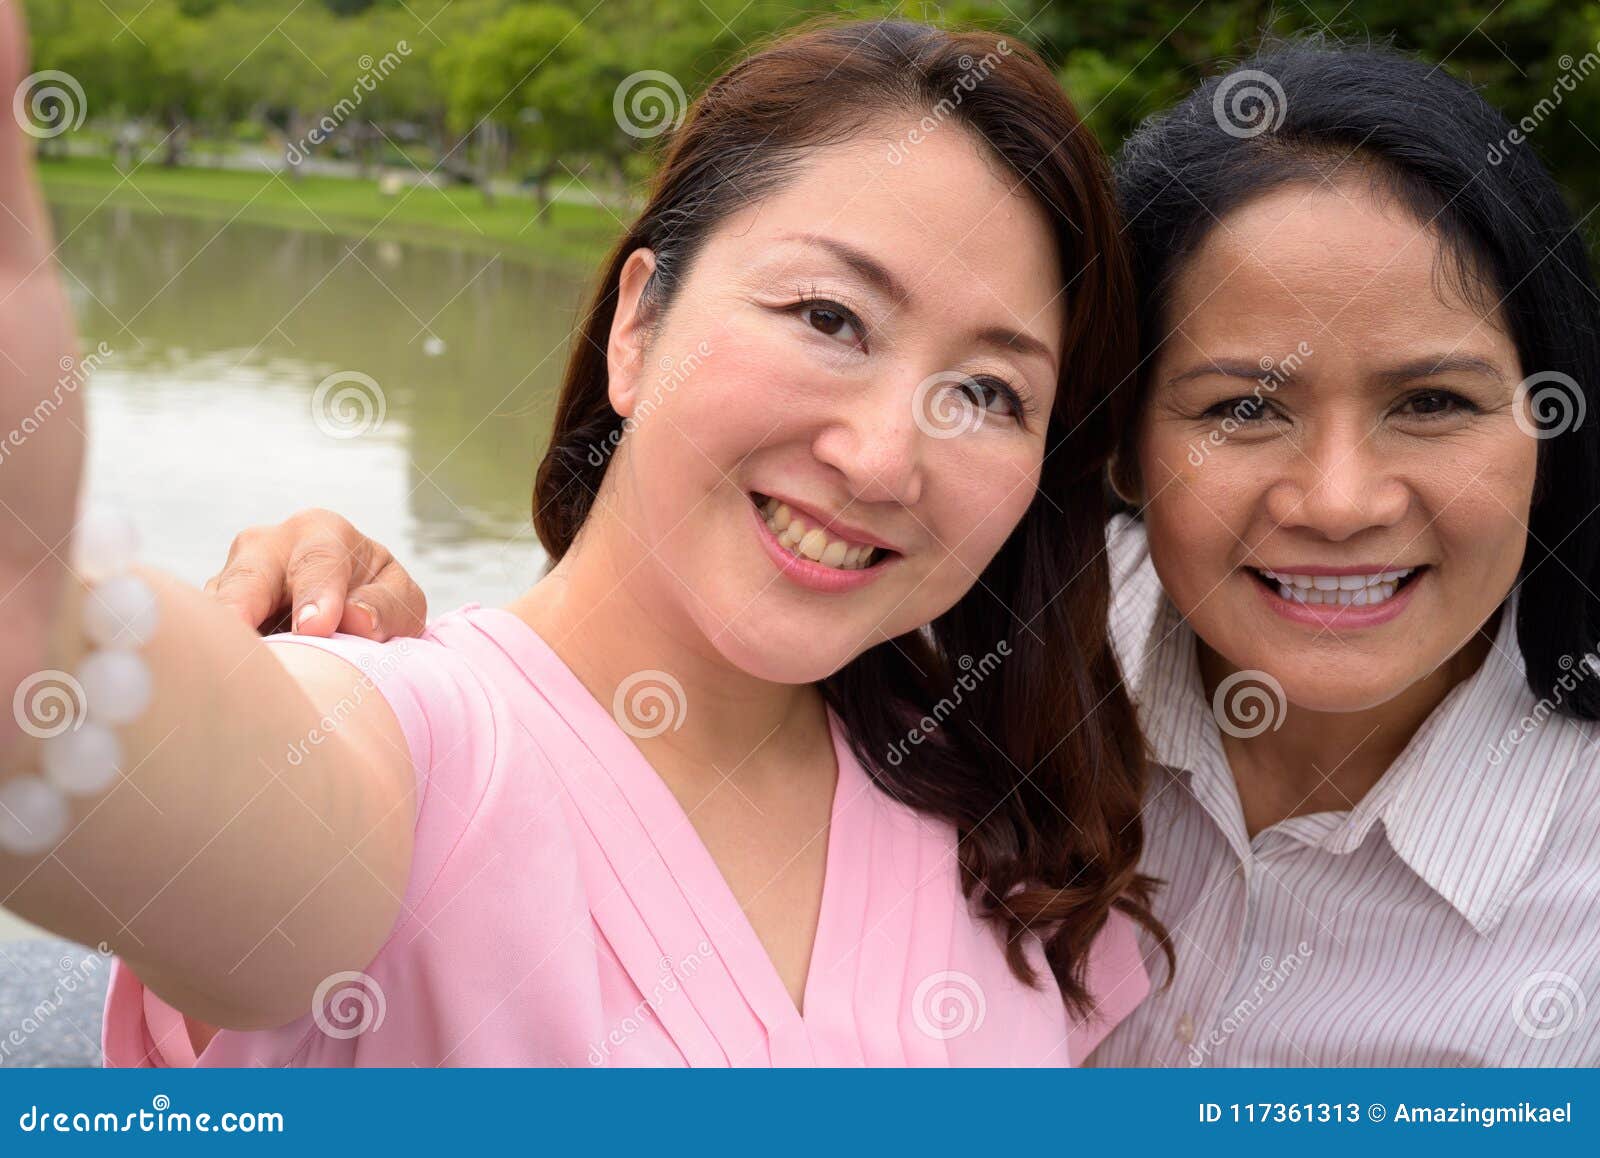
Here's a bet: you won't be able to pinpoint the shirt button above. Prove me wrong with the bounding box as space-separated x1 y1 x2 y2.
1175 1013 1195 1045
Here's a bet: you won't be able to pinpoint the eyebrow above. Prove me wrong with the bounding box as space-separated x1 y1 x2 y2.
779 231 914 306
1370 354 1507 387
1164 358 1290 388
775 231 1058 370
1164 352 1508 389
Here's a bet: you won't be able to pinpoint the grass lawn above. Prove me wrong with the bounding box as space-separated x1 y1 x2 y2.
38 155 628 267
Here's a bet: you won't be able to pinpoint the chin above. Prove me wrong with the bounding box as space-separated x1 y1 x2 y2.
692 601 860 685
716 631 858 685
1272 670 1411 716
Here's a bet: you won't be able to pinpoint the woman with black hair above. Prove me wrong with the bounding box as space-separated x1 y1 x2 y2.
1095 38 1600 1065
186 37 1600 1065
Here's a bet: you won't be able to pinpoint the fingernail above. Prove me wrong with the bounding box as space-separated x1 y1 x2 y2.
349 598 381 636
293 602 319 632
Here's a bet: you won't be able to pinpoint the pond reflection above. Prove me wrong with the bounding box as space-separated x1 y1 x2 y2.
53 201 600 612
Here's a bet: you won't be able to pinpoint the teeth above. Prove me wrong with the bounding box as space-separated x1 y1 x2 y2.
756 495 880 571
1263 567 1412 587
1270 572 1407 606
797 528 828 561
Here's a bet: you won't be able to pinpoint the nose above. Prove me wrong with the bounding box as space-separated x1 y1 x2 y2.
810 371 927 507
1263 419 1409 540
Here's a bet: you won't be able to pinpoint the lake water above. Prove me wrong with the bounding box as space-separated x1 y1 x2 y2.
2 204 596 945
56 200 597 611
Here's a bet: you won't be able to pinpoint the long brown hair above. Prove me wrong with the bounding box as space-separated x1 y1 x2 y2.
534 17 1170 1014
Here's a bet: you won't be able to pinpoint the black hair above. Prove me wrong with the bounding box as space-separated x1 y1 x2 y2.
1114 36 1600 719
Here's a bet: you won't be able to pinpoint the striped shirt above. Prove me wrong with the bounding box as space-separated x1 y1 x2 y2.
1087 516 1600 1066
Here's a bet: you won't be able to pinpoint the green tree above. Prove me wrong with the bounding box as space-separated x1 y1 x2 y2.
436 5 594 206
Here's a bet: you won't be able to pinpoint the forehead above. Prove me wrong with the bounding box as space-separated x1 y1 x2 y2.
705 119 1067 337
1163 180 1513 363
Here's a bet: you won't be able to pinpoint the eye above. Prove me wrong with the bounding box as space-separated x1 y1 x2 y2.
792 294 866 349
958 374 1027 420
1394 389 1476 420
1202 395 1277 423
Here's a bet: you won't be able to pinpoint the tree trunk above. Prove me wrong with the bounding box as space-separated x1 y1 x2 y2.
477 125 495 207
532 162 553 225
284 109 307 180
356 122 377 179
162 113 186 168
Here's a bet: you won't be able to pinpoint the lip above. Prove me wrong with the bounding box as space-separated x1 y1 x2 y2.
753 490 900 553
1255 563 1419 576
1251 565 1424 629
750 500 896 594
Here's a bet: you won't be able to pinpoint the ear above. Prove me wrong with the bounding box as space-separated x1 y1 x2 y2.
1107 448 1144 508
607 247 659 420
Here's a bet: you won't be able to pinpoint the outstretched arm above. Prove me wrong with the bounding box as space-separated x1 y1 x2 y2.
0 7 416 1034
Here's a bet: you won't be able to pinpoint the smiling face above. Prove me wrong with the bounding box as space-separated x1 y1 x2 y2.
594 119 1064 684
1134 177 1540 713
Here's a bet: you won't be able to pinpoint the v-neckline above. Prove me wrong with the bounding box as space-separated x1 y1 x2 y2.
475 606 857 1032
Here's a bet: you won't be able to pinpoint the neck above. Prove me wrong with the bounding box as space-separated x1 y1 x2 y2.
1197 614 1499 838
505 516 830 797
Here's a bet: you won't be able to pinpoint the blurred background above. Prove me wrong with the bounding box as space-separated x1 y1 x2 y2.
2 0 1597 934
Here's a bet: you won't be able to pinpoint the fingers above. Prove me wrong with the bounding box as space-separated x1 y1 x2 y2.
206 511 361 636
338 560 428 642
204 510 417 640
205 534 289 632
279 528 366 638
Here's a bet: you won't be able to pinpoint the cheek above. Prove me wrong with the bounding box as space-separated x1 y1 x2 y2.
626 322 795 475
1138 415 1237 516
652 304 859 455
926 444 1040 572
1138 420 1255 585
1419 428 1538 577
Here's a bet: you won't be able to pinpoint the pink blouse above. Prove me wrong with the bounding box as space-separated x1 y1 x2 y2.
102 605 1149 1066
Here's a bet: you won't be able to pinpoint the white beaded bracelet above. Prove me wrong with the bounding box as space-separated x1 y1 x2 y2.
0 510 157 855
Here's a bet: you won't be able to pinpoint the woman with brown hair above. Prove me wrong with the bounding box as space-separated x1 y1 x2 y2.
0 15 1165 1065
